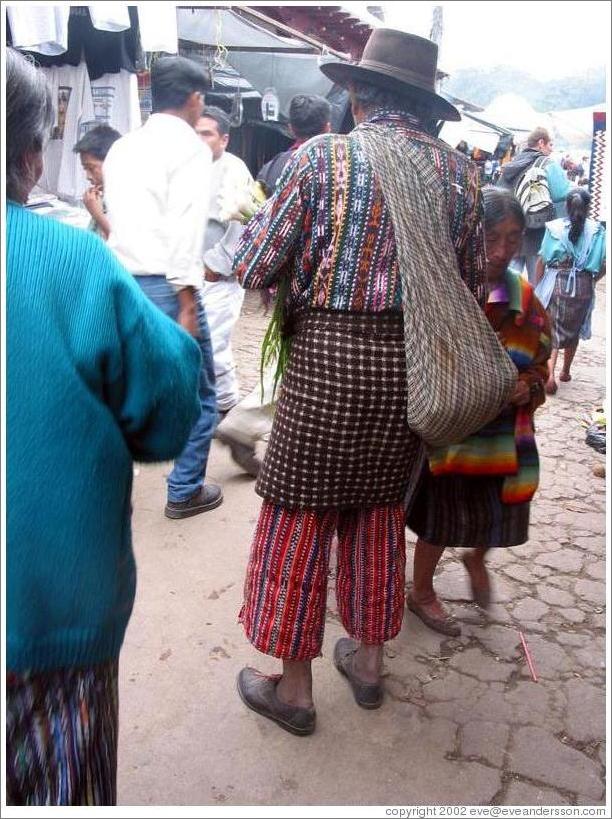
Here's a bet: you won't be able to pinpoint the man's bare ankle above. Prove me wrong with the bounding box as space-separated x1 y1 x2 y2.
276 678 314 709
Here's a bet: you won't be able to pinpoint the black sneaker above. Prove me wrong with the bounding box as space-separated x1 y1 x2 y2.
164 485 223 519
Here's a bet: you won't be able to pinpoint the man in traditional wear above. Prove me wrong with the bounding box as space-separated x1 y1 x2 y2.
233 29 486 735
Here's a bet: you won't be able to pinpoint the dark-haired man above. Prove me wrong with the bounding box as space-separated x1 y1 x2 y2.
104 56 223 518
73 124 121 239
195 107 254 424
257 94 332 195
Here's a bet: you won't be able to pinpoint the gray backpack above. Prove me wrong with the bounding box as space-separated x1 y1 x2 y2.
514 156 555 229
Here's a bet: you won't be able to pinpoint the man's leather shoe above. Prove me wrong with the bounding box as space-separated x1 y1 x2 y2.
164 485 223 519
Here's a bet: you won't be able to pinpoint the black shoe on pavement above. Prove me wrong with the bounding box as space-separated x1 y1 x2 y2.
333 638 384 709
236 667 316 736
164 485 223 519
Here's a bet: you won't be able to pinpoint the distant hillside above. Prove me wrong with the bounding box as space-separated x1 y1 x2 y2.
444 65 606 112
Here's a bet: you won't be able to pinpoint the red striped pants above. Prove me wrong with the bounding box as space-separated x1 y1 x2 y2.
240 501 406 661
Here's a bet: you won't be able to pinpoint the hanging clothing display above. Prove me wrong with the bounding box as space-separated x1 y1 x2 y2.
136 5 178 54
6 5 69 55
136 70 152 123
13 7 141 79
40 62 97 202
88 4 131 33
90 70 141 133
588 112 607 223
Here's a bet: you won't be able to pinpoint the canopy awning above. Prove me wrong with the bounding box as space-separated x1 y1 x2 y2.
439 105 513 154
177 7 322 53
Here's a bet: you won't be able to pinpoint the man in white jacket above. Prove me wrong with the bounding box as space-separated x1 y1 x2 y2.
197 107 254 417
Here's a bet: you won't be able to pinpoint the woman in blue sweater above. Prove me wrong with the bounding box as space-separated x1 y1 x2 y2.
6 50 202 805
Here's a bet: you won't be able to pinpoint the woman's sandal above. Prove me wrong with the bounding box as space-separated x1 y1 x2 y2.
406 593 461 637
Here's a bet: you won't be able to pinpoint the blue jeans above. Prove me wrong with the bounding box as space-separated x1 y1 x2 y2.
135 276 217 502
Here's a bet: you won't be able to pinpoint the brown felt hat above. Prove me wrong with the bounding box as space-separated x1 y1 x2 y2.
320 28 460 122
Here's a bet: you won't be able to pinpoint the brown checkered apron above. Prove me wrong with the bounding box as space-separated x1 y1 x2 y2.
255 309 424 510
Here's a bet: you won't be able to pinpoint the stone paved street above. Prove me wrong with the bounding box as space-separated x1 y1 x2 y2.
119 284 607 807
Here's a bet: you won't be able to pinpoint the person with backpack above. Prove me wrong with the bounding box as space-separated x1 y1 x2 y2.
499 127 571 284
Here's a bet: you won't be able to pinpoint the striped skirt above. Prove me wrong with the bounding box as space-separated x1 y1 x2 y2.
407 465 530 548
240 501 407 660
5 661 119 806
256 310 423 509
548 269 593 349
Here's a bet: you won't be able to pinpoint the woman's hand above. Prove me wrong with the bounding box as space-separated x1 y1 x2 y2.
510 379 531 406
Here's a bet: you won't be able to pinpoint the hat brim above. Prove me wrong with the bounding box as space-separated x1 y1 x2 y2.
320 61 460 122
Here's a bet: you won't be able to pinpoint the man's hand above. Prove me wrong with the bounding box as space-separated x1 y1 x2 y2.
177 287 200 339
510 379 531 406
204 266 222 283
83 186 104 219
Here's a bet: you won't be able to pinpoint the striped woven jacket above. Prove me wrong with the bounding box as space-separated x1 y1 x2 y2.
234 110 486 312
428 269 552 504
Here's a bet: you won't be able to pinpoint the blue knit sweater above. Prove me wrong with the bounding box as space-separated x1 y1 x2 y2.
7 202 202 673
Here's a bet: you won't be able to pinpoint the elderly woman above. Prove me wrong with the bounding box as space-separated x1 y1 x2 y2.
535 188 606 395
6 50 202 805
407 188 552 635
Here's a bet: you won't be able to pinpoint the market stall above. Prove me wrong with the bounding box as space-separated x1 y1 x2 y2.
6 4 355 198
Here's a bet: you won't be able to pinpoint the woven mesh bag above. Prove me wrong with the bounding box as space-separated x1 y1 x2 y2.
358 123 517 448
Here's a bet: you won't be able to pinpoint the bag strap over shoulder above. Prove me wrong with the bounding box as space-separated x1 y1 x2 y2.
357 123 453 265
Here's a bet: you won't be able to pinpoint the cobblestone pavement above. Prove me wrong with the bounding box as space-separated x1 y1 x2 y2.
120 286 607 807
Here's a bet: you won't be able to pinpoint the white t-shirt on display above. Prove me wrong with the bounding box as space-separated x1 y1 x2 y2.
40 62 97 202
90 70 141 133
136 5 178 53
7 5 69 55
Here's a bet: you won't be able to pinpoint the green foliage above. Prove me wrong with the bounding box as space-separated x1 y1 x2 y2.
260 277 292 402
445 65 606 112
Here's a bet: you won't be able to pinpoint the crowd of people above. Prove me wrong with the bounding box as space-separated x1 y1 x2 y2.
5 25 606 805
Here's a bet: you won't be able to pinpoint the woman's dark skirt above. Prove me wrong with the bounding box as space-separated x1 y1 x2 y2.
407 465 530 548
548 269 593 349
256 309 423 510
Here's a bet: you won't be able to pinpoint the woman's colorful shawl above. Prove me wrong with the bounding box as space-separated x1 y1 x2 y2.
428 269 551 504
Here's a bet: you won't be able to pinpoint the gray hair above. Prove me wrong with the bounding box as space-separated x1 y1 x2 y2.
6 48 54 202
350 80 433 121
